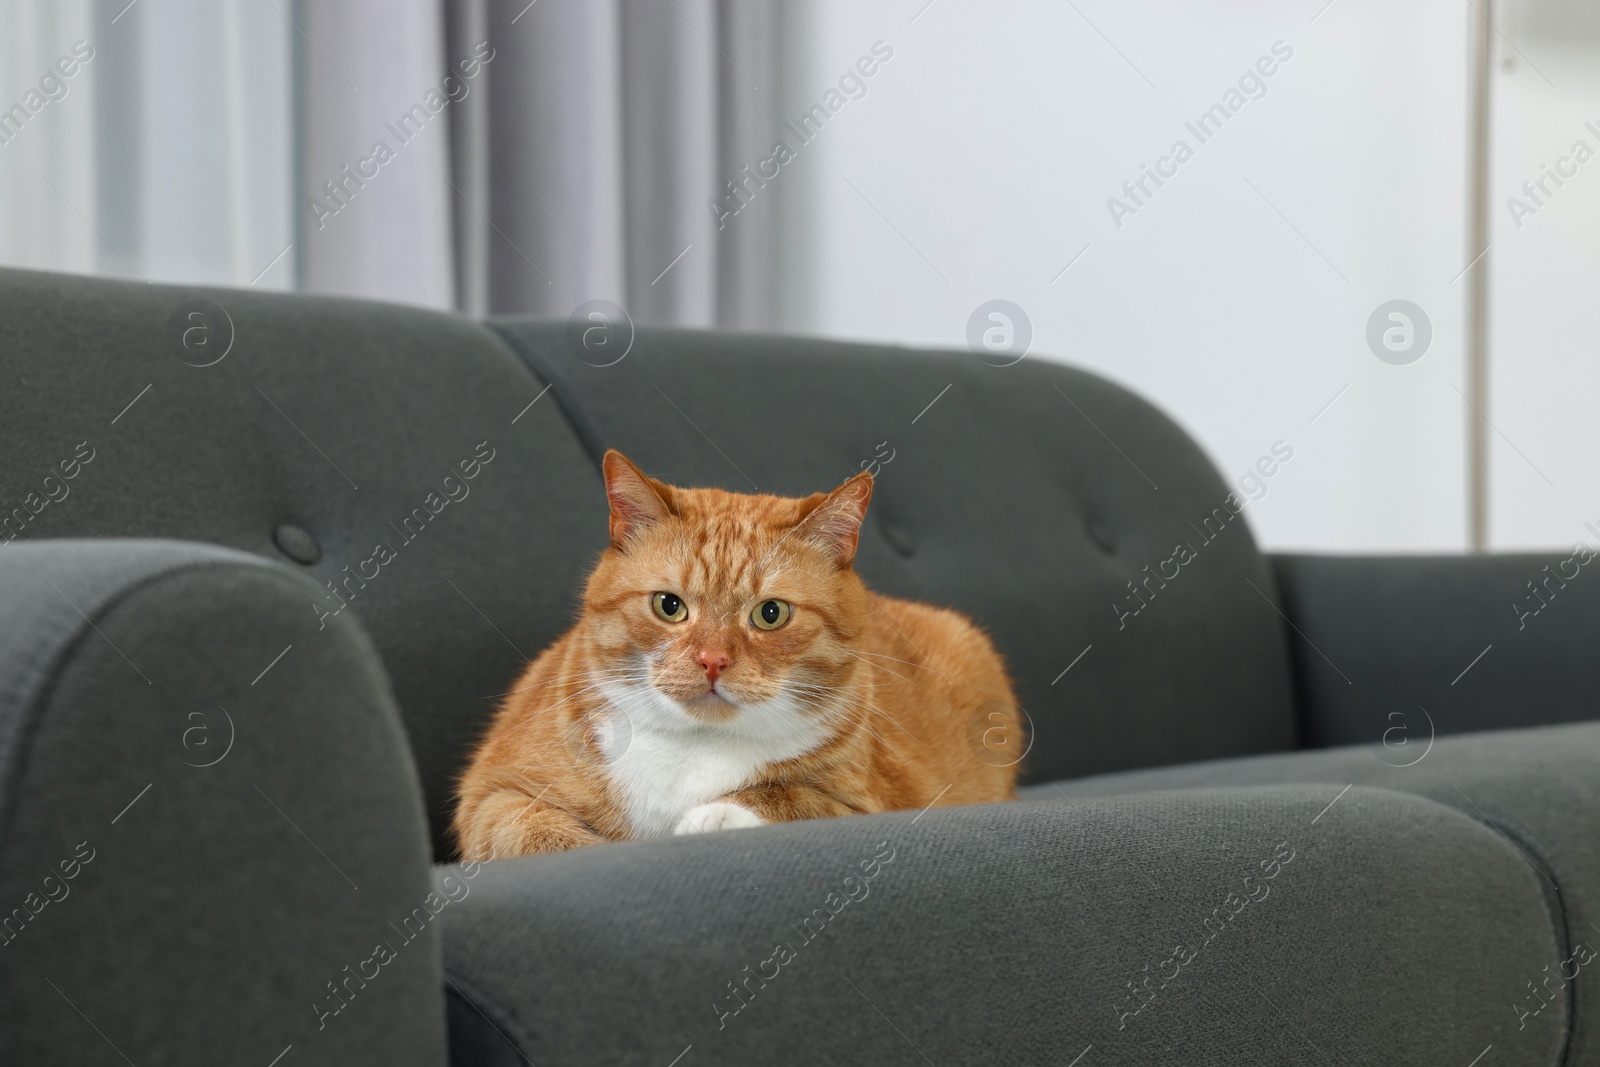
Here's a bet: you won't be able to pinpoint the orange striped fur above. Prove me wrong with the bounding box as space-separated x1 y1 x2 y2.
453 450 1020 859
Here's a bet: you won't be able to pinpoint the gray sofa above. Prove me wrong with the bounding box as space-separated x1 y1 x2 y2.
1 266 1594 1066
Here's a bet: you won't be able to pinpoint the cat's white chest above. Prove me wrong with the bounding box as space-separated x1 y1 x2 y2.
596 683 829 838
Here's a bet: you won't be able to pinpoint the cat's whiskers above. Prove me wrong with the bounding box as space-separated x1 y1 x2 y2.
844 647 942 675
516 676 657 768
521 668 654 722
785 675 862 722
486 665 644 700
783 686 854 717
816 680 917 760
776 681 855 724
818 665 926 746
542 670 650 704
841 647 912 682
784 666 866 698
866 601 956 688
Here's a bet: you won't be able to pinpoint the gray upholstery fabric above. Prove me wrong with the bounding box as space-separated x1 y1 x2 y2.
0 267 603 853
489 317 1301 788
1272 553 1600 746
1024 721 1600 1065
2 266 1596 1067
0 541 444 1066
440 786 1565 1065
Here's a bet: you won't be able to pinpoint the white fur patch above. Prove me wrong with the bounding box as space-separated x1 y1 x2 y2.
675 802 765 835
596 670 831 839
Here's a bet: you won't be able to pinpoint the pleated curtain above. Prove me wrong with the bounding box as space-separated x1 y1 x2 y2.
0 0 778 328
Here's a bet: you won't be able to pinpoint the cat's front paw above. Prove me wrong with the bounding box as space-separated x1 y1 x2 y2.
674 802 765 836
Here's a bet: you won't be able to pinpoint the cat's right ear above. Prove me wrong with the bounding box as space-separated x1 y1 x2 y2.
602 450 672 548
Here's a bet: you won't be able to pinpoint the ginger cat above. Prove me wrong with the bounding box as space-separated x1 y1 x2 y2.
453 450 1020 859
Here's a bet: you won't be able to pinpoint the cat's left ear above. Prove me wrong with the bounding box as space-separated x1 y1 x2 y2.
799 471 873 567
602 450 673 548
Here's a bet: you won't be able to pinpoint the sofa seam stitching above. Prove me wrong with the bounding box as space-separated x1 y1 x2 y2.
1455 801 1578 1065
445 967 541 1061
484 321 606 473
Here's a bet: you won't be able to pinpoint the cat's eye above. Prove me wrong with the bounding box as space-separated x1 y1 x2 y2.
751 599 791 631
652 592 688 623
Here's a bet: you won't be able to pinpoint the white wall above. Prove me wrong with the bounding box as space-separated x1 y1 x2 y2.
775 0 1474 552
1486 0 1600 550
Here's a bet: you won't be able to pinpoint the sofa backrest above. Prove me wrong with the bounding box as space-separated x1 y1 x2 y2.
0 268 1297 855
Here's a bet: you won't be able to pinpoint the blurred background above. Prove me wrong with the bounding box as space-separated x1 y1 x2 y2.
0 0 1592 554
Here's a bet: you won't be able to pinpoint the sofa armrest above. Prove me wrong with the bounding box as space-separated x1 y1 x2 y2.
0 540 446 1067
1269 552 1600 747
442 787 1564 1066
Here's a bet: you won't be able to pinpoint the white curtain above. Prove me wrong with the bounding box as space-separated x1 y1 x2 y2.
0 0 294 289
0 0 778 326
0 0 99 277
298 0 456 308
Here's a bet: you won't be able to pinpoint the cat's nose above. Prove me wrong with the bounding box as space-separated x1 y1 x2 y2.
697 649 731 683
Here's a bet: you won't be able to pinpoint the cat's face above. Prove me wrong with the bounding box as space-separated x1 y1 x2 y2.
582 451 872 727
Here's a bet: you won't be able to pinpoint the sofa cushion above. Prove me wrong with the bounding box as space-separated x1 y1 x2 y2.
1023 720 1600 1063
440 783 1565 1066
